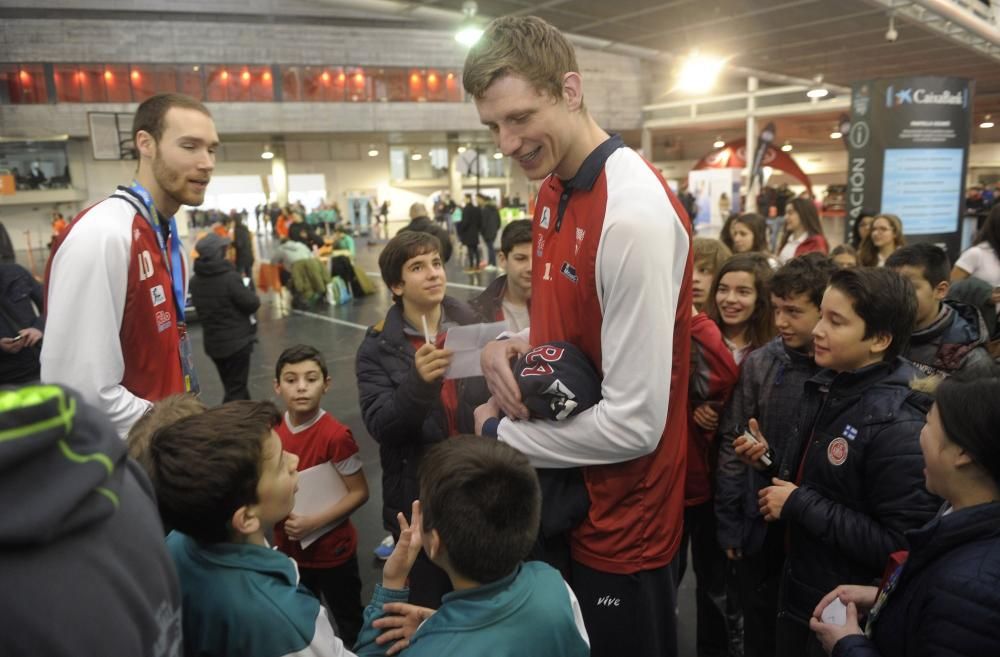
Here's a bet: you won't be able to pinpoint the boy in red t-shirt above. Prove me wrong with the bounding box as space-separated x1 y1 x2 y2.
272 344 370 646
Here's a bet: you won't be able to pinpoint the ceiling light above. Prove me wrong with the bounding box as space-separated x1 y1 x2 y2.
781 142 793 152
713 137 725 149
981 115 994 129
367 148 379 157
492 151 503 160
457 146 467 154
678 52 725 94
455 1 483 47
830 131 843 139
806 75 829 99
261 144 274 160
411 153 423 161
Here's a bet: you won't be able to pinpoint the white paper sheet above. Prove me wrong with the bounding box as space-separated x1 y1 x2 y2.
443 321 508 379
292 462 349 549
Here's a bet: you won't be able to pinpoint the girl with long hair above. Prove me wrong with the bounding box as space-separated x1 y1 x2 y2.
777 198 828 264
706 253 776 365
858 214 905 267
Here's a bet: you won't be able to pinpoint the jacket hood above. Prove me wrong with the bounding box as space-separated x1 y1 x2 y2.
0 385 128 545
167 531 299 586
912 299 988 350
194 255 235 277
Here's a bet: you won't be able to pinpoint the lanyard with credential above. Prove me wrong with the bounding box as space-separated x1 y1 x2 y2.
129 181 186 322
129 181 200 393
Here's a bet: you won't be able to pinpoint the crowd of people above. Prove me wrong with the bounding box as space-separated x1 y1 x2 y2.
3 14 1000 657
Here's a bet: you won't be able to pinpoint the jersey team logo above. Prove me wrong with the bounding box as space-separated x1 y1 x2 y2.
540 206 551 229
155 309 173 333
827 437 849 466
150 284 167 307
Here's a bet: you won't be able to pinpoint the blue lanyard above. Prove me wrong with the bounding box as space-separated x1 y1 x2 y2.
129 181 186 323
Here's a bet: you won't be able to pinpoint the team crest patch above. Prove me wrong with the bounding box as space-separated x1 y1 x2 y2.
560 262 578 283
827 437 849 466
150 284 167 307
536 235 546 257
540 206 551 229
575 227 586 255
156 309 173 333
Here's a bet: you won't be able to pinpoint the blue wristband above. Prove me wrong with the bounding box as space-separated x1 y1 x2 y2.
482 416 500 438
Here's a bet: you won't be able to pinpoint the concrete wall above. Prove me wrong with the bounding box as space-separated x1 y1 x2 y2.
0 17 645 136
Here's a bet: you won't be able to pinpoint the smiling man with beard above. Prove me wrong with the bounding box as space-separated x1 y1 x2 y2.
42 93 218 438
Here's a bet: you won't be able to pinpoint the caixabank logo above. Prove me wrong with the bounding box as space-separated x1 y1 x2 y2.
885 85 967 108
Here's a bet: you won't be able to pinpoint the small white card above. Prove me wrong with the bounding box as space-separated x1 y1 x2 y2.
292 462 349 549
821 598 847 626
443 321 508 379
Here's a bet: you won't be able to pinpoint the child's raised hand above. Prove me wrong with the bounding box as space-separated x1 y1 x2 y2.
415 343 452 383
382 500 424 590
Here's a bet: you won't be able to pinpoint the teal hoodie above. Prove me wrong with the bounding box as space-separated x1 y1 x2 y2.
355 561 590 657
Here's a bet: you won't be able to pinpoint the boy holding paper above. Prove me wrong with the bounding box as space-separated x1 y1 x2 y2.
356 230 481 608
274 345 370 646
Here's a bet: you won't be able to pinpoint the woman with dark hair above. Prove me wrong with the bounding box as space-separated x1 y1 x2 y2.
706 253 776 365
777 198 828 264
858 214 905 267
719 213 738 252
850 211 876 250
728 213 769 254
810 371 1000 657
952 204 1000 295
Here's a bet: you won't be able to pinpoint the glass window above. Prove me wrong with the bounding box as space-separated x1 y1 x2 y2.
444 70 463 102
205 65 231 102
3 64 48 104
346 67 372 102
250 66 274 102
372 68 406 102
53 64 82 103
178 65 204 100
130 64 178 102
78 64 107 103
0 140 71 189
407 69 427 102
104 64 131 102
281 66 301 102
424 69 449 102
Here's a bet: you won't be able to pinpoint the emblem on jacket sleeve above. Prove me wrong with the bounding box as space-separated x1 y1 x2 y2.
540 206 551 229
827 437 849 466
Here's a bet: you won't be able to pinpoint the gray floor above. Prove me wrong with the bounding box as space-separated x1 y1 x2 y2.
184 233 699 656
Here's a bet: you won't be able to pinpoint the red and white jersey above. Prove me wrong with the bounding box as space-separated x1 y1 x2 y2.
497 136 693 574
42 187 187 438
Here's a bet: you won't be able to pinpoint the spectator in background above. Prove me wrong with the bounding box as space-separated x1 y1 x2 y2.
190 233 260 402
830 244 858 269
859 214 905 267
400 203 453 263
706 253 776 366
952 205 1000 308
776 198 828 264
232 213 255 280
0 262 44 384
478 193 501 270
288 212 324 250
458 194 483 272
849 210 876 250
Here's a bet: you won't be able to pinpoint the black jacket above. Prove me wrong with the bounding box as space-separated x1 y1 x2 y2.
904 299 993 378
355 297 480 532
189 256 260 359
399 216 453 263
457 204 482 247
0 263 45 384
232 223 255 270
287 222 324 249
715 337 820 555
469 275 508 323
778 359 941 625
833 502 1000 657
480 203 501 241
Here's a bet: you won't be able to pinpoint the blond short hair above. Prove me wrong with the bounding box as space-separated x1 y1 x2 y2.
463 16 580 103
127 394 208 475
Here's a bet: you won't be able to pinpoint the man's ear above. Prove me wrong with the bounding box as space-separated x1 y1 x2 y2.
934 280 950 301
231 504 261 538
135 130 156 160
561 72 584 112
870 331 893 357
